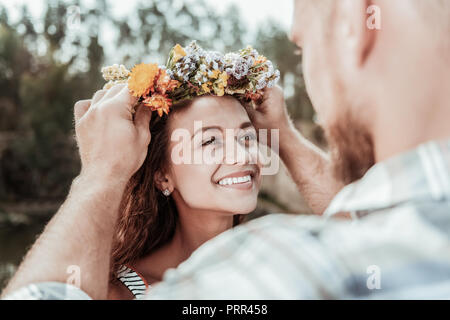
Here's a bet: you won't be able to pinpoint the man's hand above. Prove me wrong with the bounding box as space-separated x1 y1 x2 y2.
2 84 152 300
244 85 342 215
74 84 152 184
245 86 293 133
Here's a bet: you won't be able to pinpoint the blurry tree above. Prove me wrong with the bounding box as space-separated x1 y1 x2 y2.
0 1 105 200
112 0 245 67
0 16 32 131
0 0 314 203
255 21 314 121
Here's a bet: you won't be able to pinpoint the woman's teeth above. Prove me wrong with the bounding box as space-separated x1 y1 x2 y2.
218 175 252 186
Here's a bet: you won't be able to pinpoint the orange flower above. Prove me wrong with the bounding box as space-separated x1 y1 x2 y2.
128 63 159 97
254 55 267 65
155 69 180 95
142 94 172 117
245 91 263 103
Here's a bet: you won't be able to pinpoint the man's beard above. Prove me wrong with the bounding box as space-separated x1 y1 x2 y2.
324 110 375 185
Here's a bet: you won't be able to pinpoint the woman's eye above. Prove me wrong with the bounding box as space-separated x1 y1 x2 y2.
240 132 257 144
202 136 216 146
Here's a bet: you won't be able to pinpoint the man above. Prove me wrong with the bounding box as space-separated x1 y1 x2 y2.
2 0 450 299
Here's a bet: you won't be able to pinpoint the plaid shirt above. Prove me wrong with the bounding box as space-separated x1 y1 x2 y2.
4 139 450 300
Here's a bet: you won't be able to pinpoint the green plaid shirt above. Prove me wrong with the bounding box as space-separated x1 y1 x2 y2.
4 139 450 299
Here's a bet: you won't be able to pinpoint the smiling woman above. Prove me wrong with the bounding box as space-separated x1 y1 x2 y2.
108 94 262 300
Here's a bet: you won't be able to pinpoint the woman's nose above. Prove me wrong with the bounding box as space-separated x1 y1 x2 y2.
223 138 254 165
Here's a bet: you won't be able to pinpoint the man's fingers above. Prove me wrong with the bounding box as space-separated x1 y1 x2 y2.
96 84 138 121
74 99 91 123
243 101 257 121
134 103 152 144
101 83 128 102
112 84 139 112
92 89 108 105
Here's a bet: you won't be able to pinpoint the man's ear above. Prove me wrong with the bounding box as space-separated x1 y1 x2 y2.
154 170 173 192
338 0 377 67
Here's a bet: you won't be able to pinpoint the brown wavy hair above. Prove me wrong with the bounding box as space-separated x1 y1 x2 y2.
109 97 244 282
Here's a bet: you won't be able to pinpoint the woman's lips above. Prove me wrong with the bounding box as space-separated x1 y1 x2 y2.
217 178 253 190
215 171 256 190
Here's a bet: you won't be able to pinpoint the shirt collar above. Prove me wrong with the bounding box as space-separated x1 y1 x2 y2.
324 138 450 218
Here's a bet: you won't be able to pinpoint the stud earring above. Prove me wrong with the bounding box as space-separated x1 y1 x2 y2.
162 189 171 196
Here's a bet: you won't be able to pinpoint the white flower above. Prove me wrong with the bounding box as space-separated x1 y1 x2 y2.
256 77 267 90
267 79 276 88
166 69 174 78
274 70 280 80
101 64 130 81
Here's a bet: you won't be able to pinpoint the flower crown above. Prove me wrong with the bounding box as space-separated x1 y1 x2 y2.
101 41 280 117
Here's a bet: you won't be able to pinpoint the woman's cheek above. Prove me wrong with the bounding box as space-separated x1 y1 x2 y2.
172 163 218 207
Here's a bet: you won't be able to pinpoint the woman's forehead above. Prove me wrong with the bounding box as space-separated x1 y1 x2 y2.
170 96 250 132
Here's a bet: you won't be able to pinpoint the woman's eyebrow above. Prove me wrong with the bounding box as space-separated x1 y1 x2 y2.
240 121 253 130
191 125 222 139
191 122 254 139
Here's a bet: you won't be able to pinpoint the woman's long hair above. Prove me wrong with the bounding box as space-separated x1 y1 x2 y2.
109 98 243 282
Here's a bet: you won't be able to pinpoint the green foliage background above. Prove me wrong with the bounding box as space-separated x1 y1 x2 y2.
0 0 318 289
0 0 314 202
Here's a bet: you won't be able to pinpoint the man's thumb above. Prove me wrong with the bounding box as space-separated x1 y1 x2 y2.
243 101 257 121
135 103 152 139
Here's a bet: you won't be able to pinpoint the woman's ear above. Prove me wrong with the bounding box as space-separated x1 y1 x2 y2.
154 170 173 192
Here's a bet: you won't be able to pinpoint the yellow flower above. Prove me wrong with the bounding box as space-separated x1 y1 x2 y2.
128 63 159 97
219 71 228 84
172 44 186 63
210 69 221 79
202 82 211 93
214 86 224 96
213 71 228 96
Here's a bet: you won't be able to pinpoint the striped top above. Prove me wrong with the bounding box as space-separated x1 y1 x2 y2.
117 265 150 299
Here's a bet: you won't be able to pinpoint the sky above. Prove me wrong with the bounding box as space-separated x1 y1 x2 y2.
0 0 294 32
193 0 293 31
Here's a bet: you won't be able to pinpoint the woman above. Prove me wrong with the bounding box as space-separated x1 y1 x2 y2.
104 41 279 299
108 95 261 299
